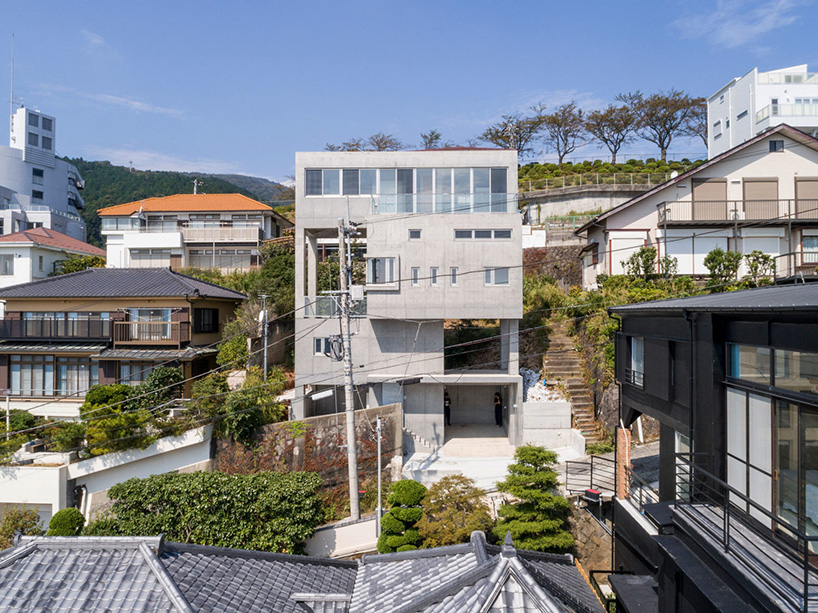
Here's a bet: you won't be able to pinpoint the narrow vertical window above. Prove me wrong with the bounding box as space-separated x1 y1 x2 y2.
430 267 439 286
411 267 420 286
450 267 458 286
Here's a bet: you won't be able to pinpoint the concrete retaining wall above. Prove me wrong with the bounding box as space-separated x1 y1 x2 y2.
521 401 584 454
305 515 379 558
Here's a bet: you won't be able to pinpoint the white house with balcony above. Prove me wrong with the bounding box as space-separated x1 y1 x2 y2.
98 193 293 272
576 124 818 289
0 106 87 240
708 64 818 157
293 148 538 454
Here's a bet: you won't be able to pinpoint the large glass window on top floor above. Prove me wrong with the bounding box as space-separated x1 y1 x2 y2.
303 168 511 213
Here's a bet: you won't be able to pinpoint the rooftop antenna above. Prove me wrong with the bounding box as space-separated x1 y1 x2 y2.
9 34 14 139
193 178 203 194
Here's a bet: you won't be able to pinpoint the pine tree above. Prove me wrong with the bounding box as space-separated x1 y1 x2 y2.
377 480 426 553
493 445 574 552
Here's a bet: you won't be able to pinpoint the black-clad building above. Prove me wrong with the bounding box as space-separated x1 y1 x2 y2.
608 283 818 613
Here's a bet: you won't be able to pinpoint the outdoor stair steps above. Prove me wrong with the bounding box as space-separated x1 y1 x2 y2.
542 320 603 444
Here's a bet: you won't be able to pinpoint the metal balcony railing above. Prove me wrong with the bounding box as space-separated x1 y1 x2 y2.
756 102 818 123
757 72 818 85
565 455 616 495
180 226 263 242
113 321 188 347
520 172 673 193
674 452 818 612
624 465 659 511
624 368 644 388
658 199 818 223
304 296 367 318
0 318 111 340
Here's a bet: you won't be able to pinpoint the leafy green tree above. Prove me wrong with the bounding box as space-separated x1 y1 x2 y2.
660 254 679 281
46 421 87 452
51 254 106 276
703 247 742 291
623 246 657 281
257 243 295 317
743 250 776 287
377 480 427 553
493 445 574 552
84 471 324 553
584 105 636 164
542 101 587 164
616 90 700 161
46 507 85 536
190 367 286 443
0 507 44 549
417 475 493 547
79 384 154 456
133 366 184 411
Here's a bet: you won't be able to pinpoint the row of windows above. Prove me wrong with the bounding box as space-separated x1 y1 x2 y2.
367 257 509 287
728 343 818 399
27 133 52 150
305 167 508 198
9 355 99 396
406 229 512 241
28 114 53 131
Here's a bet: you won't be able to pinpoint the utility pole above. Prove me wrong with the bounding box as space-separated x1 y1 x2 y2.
338 217 360 520
260 294 268 381
376 416 382 535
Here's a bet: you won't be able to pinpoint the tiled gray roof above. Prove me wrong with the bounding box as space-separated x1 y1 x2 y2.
351 532 604 613
161 543 357 613
95 346 218 361
608 282 818 314
0 267 246 300
0 342 107 354
0 537 184 612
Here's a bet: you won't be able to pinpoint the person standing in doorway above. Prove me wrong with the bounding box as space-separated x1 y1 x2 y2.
494 392 503 427
444 391 452 426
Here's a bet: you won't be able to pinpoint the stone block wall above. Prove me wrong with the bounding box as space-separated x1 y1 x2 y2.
212 403 403 487
523 246 582 289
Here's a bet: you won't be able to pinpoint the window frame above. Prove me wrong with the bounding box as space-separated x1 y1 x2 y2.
366 256 397 286
483 266 510 286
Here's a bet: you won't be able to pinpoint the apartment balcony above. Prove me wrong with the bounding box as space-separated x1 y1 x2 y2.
755 103 818 132
179 225 263 243
304 296 367 318
757 72 818 85
673 453 818 612
658 199 818 224
0 318 111 341
369 192 518 215
112 321 189 348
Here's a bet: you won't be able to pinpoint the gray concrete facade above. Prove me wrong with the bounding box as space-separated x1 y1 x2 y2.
293 149 524 448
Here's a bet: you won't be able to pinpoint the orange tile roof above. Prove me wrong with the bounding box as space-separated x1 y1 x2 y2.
0 227 106 256
97 193 273 216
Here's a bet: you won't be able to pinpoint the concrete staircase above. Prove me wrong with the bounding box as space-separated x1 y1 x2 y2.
543 320 602 445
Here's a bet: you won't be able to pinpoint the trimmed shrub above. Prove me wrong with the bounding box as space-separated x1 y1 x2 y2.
46 507 85 536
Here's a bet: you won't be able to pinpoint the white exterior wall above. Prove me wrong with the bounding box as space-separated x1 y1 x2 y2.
709 65 818 157
0 427 212 525
584 131 818 287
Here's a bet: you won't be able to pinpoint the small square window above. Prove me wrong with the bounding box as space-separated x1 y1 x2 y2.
409 229 421 240
28 113 39 127
41 136 52 151
28 132 38 147
314 337 331 355
411 267 420 286
455 230 472 239
430 267 439 286
484 267 509 286
32 190 44 203
41 117 53 132
450 267 458 286
770 140 784 152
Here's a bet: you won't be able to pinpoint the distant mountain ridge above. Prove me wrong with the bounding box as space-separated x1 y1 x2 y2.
63 158 291 247
196 173 293 203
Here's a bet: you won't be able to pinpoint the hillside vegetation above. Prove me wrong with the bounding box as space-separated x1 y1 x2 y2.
65 158 285 246
518 157 705 191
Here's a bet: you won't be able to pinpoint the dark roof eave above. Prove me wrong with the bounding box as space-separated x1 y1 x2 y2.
608 304 818 315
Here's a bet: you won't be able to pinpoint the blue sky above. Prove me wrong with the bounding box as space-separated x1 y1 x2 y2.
1 0 816 185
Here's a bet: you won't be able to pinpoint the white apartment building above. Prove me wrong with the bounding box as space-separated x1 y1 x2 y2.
0 107 87 240
708 64 818 157
577 125 818 288
98 193 293 271
293 149 526 451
